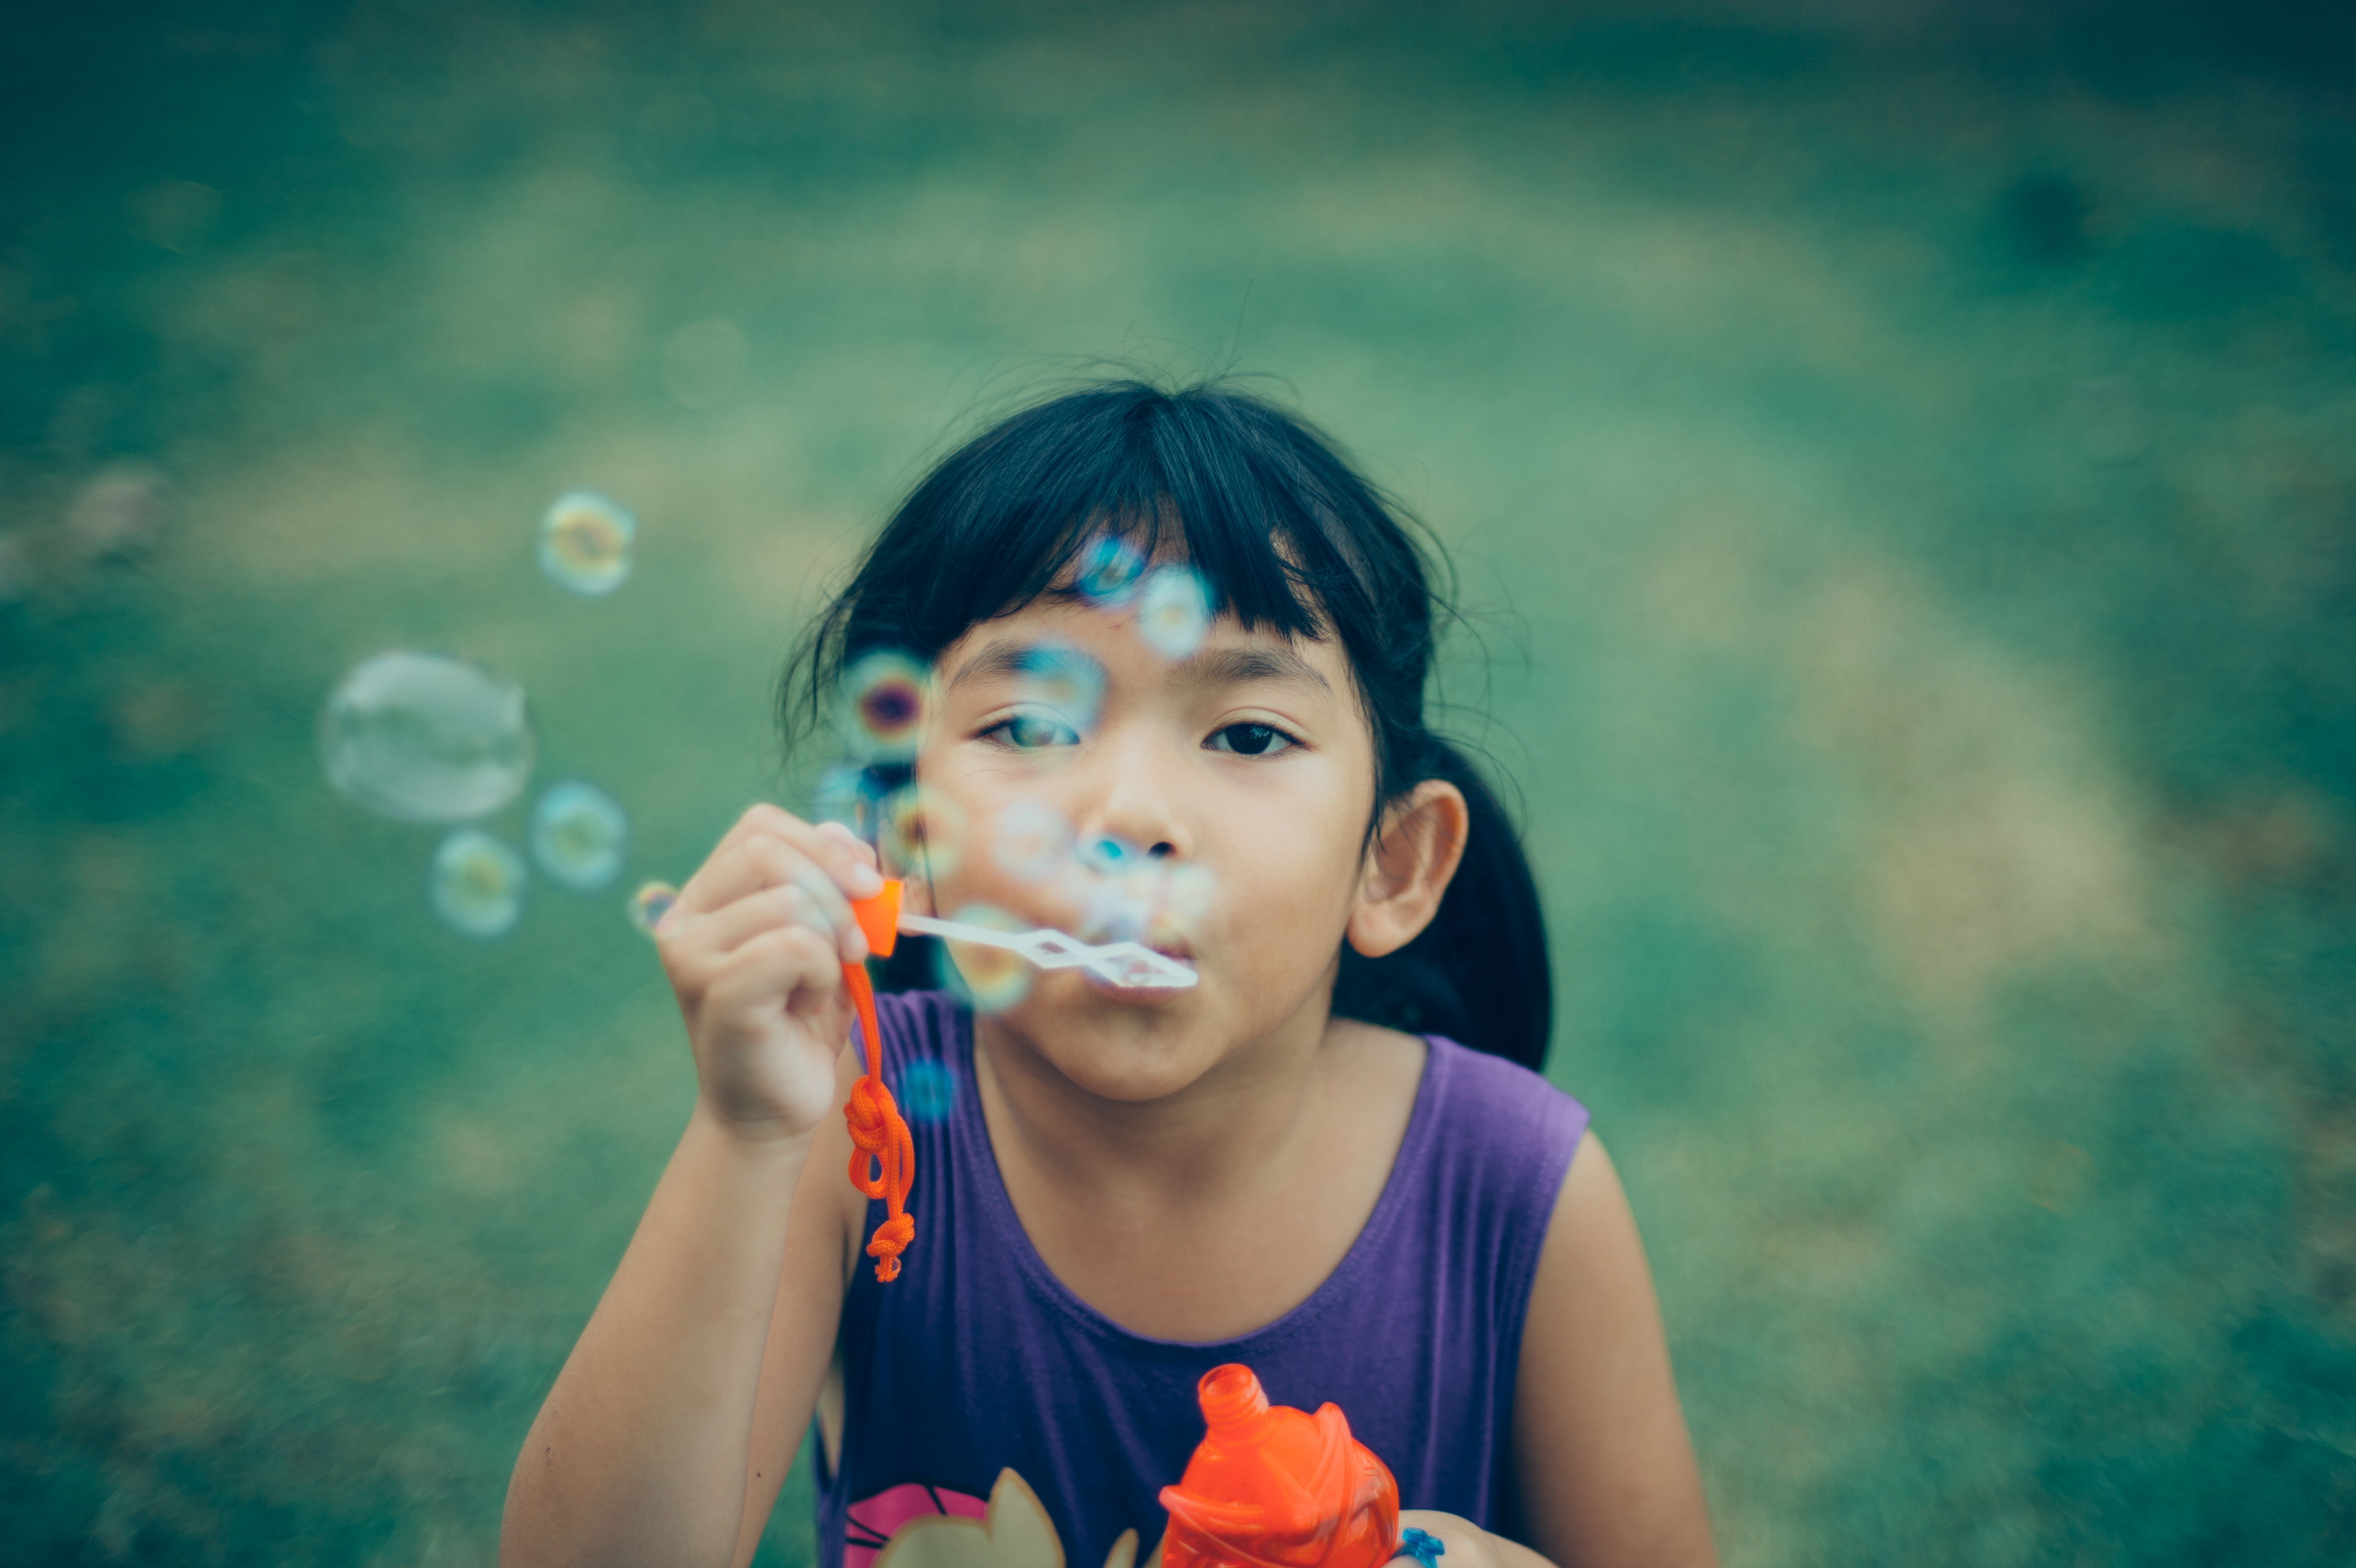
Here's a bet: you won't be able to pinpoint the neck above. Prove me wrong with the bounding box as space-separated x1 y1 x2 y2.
971 987 1348 1217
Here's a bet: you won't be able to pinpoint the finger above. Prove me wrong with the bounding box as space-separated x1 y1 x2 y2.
701 923 845 1023
816 819 880 873
692 881 852 961
682 819 883 921
699 840 869 961
675 806 794 916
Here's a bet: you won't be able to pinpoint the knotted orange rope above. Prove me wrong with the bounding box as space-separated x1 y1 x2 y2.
843 881 916 1282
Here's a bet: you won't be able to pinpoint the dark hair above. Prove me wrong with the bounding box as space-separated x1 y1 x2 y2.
782 379 1552 1072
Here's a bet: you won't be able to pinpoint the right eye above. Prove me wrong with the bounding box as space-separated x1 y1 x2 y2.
983 712 1081 750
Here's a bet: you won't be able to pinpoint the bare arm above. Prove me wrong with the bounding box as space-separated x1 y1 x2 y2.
1383 1135 1715 1568
1512 1133 1718 1568
500 807 883 1568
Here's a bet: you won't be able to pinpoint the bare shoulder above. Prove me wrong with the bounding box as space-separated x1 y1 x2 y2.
1514 1133 1720 1568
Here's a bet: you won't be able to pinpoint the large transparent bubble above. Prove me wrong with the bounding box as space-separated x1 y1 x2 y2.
321 651 535 822
431 829 528 938
532 781 629 891
539 491 635 595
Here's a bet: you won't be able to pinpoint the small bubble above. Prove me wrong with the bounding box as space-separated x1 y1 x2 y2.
812 761 894 836
432 830 527 938
937 903 1034 1013
321 651 535 823
1149 862 1216 945
628 880 679 935
880 784 967 880
1080 872 1157 944
1009 643 1105 737
539 491 636 595
1136 567 1213 660
1080 833 1146 875
532 781 629 890
69 462 168 560
1074 534 1147 605
896 1058 957 1123
842 650 930 763
993 800 1073 885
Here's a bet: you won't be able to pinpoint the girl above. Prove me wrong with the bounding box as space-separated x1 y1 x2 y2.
501 382 1718 1568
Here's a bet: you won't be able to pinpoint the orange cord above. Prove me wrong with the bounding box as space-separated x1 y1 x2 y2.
841 959 916 1282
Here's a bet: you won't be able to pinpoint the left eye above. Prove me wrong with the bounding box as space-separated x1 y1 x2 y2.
987 713 1081 749
1207 723 1295 756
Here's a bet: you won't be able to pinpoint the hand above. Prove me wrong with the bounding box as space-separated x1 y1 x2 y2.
654 805 886 1143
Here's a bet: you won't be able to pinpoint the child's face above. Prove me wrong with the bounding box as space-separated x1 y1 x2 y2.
912 591 1378 1101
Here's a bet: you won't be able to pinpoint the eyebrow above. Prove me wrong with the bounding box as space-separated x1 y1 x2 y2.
1183 645 1333 693
946 639 1096 691
946 638 1331 694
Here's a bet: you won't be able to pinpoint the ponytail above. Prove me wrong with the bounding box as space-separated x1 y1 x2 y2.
1331 743 1553 1073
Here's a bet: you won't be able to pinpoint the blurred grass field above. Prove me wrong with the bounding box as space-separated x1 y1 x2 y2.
4 3 2355 1563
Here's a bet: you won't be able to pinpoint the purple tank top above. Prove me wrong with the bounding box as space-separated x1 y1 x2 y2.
816 990 1589 1568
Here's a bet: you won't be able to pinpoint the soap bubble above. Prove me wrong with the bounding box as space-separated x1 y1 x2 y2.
992 800 1073 885
880 784 966 880
937 903 1034 1013
532 781 629 891
1079 833 1147 876
1081 871 1159 945
1136 566 1213 660
321 651 535 822
539 491 635 595
896 1058 957 1123
1149 863 1217 945
1075 534 1148 605
812 761 895 837
1009 643 1105 737
842 650 930 762
69 462 168 560
431 830 527 938
628 880 678 936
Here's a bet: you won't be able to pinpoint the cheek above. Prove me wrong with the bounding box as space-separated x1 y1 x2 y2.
1203 771 1369 955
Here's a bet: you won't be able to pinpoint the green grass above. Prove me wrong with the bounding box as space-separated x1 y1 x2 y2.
3 4 2353 1563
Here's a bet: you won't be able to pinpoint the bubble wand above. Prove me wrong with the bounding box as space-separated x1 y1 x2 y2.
838 878 1200 1283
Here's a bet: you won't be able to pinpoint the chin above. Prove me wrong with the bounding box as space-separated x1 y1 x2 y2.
994 991 1218 1103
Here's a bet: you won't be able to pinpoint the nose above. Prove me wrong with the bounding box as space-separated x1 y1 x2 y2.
1072 728 1188 864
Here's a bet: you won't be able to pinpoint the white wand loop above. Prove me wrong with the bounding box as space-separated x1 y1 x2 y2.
898 911 1199 989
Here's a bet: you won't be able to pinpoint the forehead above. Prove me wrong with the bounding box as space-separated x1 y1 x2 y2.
939 595 1353 697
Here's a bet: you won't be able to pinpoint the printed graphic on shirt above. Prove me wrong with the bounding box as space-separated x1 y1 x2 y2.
855 1468 1161 1568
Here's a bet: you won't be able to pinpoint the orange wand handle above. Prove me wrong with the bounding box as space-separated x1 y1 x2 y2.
844 882 916 1283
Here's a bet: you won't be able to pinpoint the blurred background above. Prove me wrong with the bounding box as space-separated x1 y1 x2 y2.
4 1 2354 1562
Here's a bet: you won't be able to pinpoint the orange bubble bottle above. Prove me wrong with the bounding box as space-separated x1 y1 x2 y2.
1159 1364 1401 1568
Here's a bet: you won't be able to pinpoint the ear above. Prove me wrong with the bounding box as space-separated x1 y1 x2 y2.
1346 779 1470 959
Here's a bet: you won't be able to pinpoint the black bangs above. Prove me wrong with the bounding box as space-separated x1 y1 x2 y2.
786 382 1436 735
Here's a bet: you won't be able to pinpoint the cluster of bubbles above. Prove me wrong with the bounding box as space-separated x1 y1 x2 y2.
796 528 1234 1007
318 490 645 938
